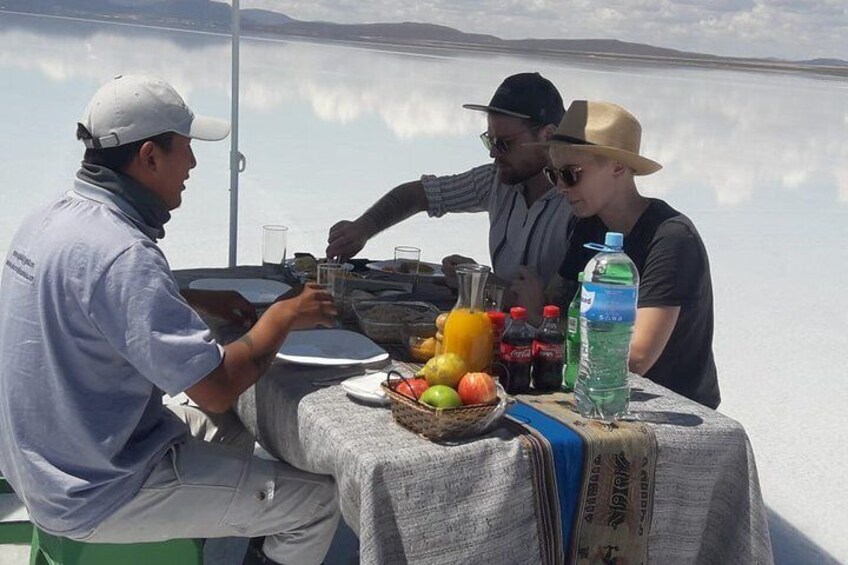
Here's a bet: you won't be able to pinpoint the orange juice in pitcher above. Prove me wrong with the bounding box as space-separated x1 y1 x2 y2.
443 264 493 372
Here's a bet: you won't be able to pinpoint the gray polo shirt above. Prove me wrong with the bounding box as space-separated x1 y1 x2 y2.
0 178 223 537
421 163 571 285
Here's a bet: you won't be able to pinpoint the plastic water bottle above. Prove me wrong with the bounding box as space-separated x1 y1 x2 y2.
562 272 583 392
574 232 639 421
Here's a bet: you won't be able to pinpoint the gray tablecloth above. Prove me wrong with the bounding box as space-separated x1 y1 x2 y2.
173 267 772 564
237 366 773 565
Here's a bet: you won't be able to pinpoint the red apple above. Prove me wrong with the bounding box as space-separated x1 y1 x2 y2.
394 378 430 401
457 372 497 405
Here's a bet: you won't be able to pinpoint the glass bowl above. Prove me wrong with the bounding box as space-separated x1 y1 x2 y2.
406 327 438 363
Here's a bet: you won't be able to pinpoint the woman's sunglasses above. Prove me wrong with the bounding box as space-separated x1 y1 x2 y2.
543 165 582 187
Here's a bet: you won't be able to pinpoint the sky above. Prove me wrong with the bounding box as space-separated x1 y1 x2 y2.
237 0 848 62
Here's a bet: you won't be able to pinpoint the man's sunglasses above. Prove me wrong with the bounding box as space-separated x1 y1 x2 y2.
543 165 583 187
480 131 520 154
479 124 543 155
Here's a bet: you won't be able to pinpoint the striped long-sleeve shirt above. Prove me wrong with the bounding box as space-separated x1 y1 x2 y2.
421 163 572 285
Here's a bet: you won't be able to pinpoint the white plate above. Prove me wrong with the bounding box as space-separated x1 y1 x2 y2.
365 260 444 278
188 278 291 305
340 372 391 405
277 329 389 366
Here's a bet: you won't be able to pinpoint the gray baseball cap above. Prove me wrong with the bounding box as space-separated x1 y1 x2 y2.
78 74 230 148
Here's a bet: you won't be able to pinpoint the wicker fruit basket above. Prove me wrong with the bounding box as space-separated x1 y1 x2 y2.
381 372 507 441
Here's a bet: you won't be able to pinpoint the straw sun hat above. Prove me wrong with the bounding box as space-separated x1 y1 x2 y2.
533 100 662 175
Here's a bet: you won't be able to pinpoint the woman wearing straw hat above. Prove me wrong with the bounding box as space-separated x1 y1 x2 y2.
512 100 720 409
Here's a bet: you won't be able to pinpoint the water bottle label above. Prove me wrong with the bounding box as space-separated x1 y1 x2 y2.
580 282 637 323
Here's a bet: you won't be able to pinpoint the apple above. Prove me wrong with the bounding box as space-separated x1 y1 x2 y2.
393 378 429 401
457 372 498 405
419 385 463 408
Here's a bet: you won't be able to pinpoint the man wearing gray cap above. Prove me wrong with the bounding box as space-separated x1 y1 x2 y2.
326 72 571 288
0 75 340 565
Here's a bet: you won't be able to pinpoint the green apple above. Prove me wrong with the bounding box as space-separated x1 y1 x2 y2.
419 385 463 409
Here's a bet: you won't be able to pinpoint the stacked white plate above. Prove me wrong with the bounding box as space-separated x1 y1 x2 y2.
276 328 389 366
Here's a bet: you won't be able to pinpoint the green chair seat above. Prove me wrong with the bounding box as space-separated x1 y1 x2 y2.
30 527 204 565
1 476 34 545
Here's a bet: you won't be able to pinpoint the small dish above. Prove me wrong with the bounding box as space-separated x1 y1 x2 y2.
405 326 438 362
341 372 391 405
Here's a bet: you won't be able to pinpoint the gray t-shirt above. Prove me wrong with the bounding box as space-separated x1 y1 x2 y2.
421 163 571 285
0 178 223 536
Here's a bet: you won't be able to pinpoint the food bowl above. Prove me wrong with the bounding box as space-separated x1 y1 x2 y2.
405 326 438 362
354 300 440 344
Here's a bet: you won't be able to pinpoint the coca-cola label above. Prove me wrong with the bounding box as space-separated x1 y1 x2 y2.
532 341 563 361
501 343 532 363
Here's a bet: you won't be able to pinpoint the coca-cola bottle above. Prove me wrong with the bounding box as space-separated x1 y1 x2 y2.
486 310 509 387
500 307 534 394
532 305 565 392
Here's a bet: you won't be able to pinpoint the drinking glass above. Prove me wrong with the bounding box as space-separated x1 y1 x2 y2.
393 246 421 277
261 225 288 274
317 263 346 301
483 281 506 311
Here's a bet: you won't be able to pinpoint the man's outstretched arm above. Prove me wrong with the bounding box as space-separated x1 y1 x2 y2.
326 180 428 260
185 284 335 413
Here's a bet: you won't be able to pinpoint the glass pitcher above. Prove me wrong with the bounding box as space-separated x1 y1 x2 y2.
443 264 494 372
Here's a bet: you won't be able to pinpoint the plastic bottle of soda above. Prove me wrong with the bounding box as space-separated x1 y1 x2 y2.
486 310 509 388
563 272 584 392
531 305 565 392
500 307 534 394
575 232 639 421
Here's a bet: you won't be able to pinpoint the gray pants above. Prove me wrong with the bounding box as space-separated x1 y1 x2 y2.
79 405 340 565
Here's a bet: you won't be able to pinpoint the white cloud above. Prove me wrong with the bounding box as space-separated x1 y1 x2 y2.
2 20 845 209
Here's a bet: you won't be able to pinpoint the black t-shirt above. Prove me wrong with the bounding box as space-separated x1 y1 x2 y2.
558 199 720 409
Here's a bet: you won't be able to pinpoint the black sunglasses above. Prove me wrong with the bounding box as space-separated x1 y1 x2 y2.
479 124 543 155
543 165 583 187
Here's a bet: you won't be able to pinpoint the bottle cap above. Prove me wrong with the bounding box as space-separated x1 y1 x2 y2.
583 231 624 253
604 232 624 250
510 306 527 320
486 310 506 327
543 305 560 318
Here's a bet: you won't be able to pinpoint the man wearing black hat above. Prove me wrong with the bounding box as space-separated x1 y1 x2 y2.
325 72 570 287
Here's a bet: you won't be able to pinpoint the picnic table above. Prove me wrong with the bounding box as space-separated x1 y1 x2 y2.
174 265 774 565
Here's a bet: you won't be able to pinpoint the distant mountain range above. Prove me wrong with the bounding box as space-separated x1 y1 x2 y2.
2 0 847 77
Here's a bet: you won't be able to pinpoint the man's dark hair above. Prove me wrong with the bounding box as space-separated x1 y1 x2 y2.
76 126 175 172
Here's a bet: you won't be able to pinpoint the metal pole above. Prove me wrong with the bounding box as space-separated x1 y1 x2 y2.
228 0 241 267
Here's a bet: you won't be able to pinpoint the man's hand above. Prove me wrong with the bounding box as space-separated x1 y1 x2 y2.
510 266 545 325
441 254 477 289
182 289 257 328
291 283 337 329
326 219 371 261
